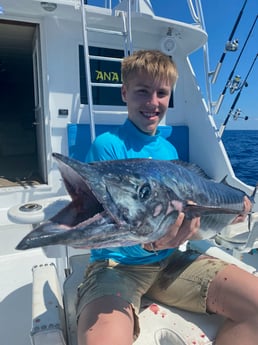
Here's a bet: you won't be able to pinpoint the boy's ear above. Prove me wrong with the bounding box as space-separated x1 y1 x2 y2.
121 84 127 102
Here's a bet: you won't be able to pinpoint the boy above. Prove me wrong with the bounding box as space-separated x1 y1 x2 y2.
77 50 257 345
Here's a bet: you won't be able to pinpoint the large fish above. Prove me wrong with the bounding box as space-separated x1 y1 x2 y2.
16 153 254 250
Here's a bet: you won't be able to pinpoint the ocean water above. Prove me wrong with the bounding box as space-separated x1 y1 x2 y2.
222 130 258 187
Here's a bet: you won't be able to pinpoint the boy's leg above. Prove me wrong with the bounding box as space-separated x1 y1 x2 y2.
76 259 161 345
146 250 258 345
77 295 135 345
207 264 258 345
146 250 228 313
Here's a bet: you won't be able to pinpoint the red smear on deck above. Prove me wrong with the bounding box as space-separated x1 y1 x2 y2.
149 303 160 315
147 303 167 318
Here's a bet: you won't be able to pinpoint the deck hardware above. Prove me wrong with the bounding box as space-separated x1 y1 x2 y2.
40 2 57 11
19 203 43 212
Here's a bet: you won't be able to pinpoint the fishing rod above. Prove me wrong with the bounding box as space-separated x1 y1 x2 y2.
218 53 258 138
211 0 247 84
214 14 258 114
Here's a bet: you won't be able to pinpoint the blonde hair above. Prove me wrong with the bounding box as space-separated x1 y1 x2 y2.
121 50 178 87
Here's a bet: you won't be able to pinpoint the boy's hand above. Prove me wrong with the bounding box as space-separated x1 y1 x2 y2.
143 212 200 251
231 196 252 224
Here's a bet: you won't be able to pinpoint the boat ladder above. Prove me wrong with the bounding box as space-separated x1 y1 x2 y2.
79 0 134 142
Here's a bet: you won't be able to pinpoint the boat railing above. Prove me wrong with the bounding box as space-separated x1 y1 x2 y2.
186 0 213 114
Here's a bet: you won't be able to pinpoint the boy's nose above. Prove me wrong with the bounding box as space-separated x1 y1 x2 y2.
148 92 159 106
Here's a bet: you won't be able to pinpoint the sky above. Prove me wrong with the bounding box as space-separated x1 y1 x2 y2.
88 0 258 130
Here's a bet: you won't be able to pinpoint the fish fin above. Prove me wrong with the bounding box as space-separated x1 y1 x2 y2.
219 176 230 185
171 160 212 180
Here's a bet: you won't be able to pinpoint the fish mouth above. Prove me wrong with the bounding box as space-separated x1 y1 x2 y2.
16 154 120 250
49 153 118 230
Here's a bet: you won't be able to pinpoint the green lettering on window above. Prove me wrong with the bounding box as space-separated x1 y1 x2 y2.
96 70 103 80
95 70 120 82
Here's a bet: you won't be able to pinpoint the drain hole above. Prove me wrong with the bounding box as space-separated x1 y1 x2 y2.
19 203 42 212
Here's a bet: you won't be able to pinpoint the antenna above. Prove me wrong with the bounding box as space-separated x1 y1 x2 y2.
214 14 258 114
218 53 258 137
211 0 248 84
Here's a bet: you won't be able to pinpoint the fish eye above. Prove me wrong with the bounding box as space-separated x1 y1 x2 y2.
138 183 152 201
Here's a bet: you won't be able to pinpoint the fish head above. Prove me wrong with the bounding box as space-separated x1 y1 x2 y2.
59 154 182 238
100 172 181 237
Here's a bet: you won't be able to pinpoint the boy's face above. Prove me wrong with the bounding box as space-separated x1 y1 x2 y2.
121 72 172 135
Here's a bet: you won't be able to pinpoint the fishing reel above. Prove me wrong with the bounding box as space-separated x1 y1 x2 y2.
225 39 239 52
233 109 248 121
227 75 248 94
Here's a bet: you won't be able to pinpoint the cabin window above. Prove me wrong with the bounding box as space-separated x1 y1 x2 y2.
79 46 124 106
79 46 174 107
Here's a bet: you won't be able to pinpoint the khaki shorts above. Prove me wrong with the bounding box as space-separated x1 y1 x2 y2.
76 249 228 339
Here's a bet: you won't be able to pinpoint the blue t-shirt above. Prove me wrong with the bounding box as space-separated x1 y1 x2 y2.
86 119 179 265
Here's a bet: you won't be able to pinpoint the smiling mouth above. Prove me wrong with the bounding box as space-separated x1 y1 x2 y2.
141 112 159 118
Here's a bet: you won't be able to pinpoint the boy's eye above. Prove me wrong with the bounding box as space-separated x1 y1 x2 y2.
137 89 148 94
158 90 170 97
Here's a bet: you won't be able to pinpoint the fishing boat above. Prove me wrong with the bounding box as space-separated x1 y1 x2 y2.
0 1 257 344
